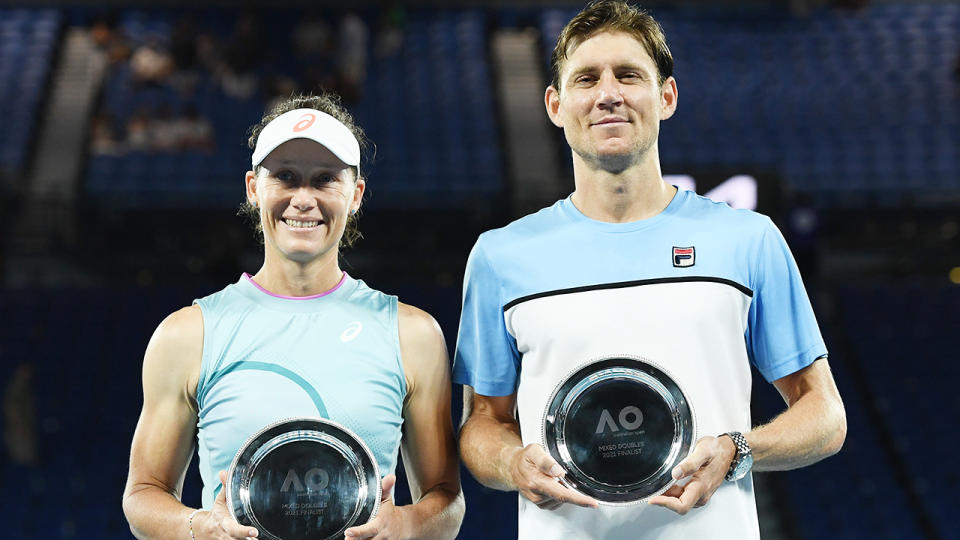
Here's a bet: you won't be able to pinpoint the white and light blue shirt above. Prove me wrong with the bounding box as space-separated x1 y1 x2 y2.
453 189 826 540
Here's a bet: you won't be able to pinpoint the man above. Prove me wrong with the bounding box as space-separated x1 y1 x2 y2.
453 2 846 539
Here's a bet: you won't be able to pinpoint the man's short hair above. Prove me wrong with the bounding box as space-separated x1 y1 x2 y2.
550 0 674 92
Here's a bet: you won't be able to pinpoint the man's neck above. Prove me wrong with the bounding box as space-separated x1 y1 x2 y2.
569 150 677 223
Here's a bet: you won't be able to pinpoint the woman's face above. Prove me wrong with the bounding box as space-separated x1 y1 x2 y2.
245 138 364 264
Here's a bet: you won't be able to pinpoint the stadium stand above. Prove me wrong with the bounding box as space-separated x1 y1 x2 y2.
83 8 502 209
0 8 61 176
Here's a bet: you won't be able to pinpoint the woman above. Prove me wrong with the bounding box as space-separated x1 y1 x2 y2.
122 92 464 540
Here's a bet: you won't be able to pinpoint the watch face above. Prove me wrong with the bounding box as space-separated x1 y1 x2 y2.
731 453 754 481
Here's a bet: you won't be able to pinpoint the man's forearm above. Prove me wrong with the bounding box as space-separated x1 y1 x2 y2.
458 413 524 492
747 387 847 472
122 485 194 540
398 484 465 540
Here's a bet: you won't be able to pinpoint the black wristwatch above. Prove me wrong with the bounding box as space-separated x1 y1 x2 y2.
722 431 753 481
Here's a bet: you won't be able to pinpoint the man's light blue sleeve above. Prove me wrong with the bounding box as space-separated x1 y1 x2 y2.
746 218 828 382
452 239 522 396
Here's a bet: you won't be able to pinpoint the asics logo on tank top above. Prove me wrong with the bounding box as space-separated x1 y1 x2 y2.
340 321 363 342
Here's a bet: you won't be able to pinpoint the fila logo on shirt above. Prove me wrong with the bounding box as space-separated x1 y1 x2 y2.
596 405 644 434
673 246 695 268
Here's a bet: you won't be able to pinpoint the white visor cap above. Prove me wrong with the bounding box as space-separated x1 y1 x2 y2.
251 108 361 171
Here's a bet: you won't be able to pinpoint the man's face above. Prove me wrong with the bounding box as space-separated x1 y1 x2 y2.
546 31 677 173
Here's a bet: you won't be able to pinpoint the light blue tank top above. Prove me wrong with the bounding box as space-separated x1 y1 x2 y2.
193 272 406 509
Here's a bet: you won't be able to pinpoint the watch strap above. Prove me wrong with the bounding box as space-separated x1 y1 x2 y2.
723 431 751 481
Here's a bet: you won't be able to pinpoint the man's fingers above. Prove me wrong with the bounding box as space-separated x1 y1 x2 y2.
671 440 711 480
537 499 564 511
649 480 705 515
526 445 565 477
658 483 684 499
677 481 704 508
534 478 598 508
516 444 598 508
344 520 378 539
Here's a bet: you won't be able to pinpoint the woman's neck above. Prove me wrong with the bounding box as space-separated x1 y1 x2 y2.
251 251 344 297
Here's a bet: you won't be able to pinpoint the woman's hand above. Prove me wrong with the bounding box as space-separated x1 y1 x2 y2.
192 471 260 539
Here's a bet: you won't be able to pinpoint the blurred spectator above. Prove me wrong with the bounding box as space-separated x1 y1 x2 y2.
89 14 132 65
292 14 337 95
375 3 406 57
107 37 133 65
220 68 258 100
95 105 215 155
90 112 124 156
3 362 38 466
301 64 338 96
130 34 174 86
196 33 221 72
292 14 333 60
337 12 369 103
176 105 214 152
170 16 199 71
150 105 180 152
265 75 300 113
126 108 153 151
169 16 201 96
90 16 115 49
220 14 262 100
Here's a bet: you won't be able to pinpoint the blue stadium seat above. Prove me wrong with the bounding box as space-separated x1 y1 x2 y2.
0 8 60 173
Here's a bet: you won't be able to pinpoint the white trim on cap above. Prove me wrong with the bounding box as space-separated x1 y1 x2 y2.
251 108 360 170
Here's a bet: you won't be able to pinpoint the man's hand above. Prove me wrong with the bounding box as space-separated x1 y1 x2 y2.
344 474 405 539
508 444 598 510
648 436 736 515
192 470 259 539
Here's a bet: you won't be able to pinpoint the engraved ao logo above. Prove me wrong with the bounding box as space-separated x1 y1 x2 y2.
280 467 330 492
340 321 362 342
596 405 644 434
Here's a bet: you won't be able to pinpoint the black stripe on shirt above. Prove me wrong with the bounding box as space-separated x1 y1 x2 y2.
503 276 754 312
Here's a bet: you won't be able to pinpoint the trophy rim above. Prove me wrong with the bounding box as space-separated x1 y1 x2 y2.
541 355 697 506
225 416 382 540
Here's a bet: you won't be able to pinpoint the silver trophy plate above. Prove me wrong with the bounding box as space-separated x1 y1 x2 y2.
542 357 695 505
226 417 380 540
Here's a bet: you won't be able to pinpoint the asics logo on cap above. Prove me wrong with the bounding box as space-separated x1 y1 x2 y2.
293 113 316 132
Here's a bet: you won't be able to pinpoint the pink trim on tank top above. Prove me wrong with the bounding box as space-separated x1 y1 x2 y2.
242 272 347 300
